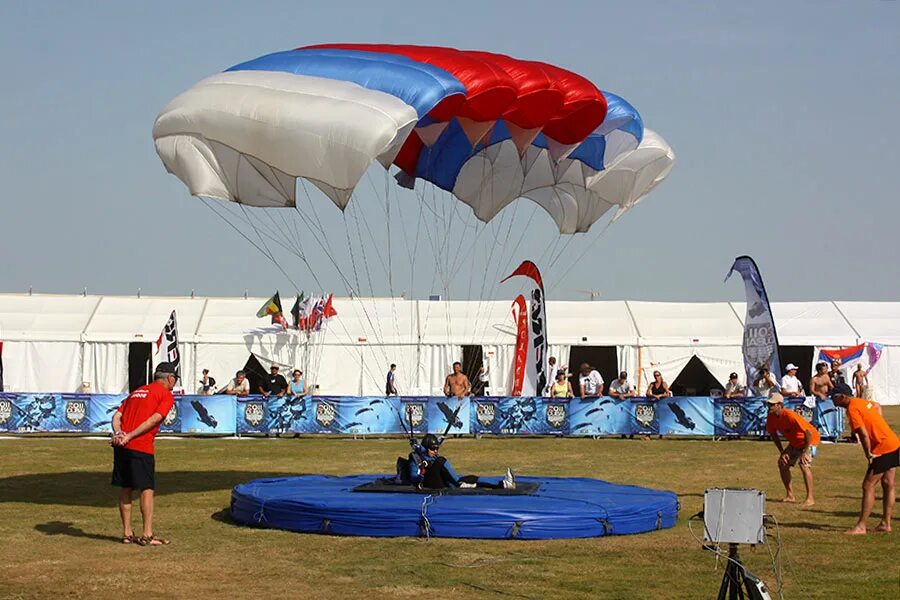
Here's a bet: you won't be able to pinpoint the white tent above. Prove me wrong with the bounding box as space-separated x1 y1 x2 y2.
1 293 897 404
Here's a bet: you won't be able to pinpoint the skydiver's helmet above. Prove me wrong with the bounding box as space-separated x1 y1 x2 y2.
421 434 441 450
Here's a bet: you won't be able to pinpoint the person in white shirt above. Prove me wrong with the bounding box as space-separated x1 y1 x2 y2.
578 363 604 398
220 370 250 396
609 372 636 399
724 372 746 399
753 366 780 398
546 356 558 395
780 364 804 398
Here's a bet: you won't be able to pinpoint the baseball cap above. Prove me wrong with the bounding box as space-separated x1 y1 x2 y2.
729 372 738 379
154 362 177 376
766 392 785 405
785 363 798 371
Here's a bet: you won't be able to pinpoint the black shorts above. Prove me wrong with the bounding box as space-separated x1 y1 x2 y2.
111 447 156 490
869 448 900 475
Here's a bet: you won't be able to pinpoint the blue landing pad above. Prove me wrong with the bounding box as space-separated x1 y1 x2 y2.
231 475 679 540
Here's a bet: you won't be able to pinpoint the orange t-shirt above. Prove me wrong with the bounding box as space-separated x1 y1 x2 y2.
847 398 900 456
116 382 175 455
766 408 821 448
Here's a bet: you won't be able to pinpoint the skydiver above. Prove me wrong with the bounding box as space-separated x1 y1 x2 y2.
403 434 515 490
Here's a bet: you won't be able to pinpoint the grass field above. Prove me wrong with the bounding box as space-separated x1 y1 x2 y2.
1 409 898 599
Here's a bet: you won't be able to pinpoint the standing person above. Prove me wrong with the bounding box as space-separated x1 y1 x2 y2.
385 364 398 396
723 372 747 399
546 356 558 395
646 371 671 400
578 363 604 398
259 364 288 398
472 365 490 397
197 369 216 395
110 362 177 546
809 362 833 401
765 393 820 506
780 364 804 398
831 386 898 534
753 366 779 398
290 369 306 397
443 362 471 399
853 364 869 399
550 371 573 398
829 359 847 388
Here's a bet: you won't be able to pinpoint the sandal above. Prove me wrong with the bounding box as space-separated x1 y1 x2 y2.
121 535 137 544
137 535 170 546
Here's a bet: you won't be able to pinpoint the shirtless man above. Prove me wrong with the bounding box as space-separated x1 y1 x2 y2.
443 362 471 399
809 362 834 401
853 365 868 399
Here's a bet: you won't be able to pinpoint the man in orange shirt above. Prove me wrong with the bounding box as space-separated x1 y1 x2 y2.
111 362 177 546
765 393 820 506
832 385 898 534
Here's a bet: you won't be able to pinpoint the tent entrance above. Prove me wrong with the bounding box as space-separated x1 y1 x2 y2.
669 356 721 396
461 345 484 383
242 354 268 396
779 346 814 385
568 346 618 395
127 342 153 391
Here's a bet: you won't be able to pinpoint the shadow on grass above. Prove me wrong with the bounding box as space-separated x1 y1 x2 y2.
777 521 845 532
211 507 235 525
35 520 121 542
0 471 300 507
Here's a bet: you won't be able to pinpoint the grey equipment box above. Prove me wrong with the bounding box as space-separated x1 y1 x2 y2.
703 488 766 545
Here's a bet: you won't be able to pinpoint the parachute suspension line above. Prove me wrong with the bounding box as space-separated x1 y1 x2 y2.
547 214 615 294
235 203 302 294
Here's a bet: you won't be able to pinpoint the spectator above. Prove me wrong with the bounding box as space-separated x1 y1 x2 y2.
550 370 573 398
753 366 780 398
197 369 216 395
829 359 847 388
110 362 177 546
221 371 250 396
443 362 471 399
810 362 834 401
780 364 804 398
385 364 398 396
290 369 306 396
472 365 490 397
546 356 558 394
646 370 672 400
723 372 746 399
578 363 604 398
609 371 636 399
853 364 869 399
259 364 288 398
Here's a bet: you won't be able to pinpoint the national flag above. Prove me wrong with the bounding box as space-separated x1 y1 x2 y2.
290 292 305 329
256 292 283 318
154 310 181 382
323 293 338 318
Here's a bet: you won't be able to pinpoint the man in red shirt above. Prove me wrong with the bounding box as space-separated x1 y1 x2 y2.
831 385 899 534
111 362 177 546
765 393 820 506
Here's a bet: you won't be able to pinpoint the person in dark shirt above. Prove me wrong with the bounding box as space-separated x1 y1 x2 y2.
259 364 288 398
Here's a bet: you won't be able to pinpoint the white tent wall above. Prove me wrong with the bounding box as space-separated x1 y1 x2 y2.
194 343 256 394
82 342 128 394
618 346 640 390
416 344 463 396
864 346 900 405
636 345 744 394
1 341 82 393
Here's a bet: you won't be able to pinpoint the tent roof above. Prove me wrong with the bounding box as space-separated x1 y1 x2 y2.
1 293 898 347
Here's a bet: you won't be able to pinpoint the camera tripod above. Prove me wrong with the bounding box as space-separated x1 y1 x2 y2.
717 544 771 600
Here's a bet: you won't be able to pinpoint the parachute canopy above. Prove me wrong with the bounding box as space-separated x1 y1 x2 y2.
154 44 674 233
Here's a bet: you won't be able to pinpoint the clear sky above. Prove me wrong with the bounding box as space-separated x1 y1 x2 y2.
1 1 898 302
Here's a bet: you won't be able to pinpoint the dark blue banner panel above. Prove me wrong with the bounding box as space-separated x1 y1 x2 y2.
0 393 844 439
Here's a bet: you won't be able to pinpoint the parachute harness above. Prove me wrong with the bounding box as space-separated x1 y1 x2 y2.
419 493 438 539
